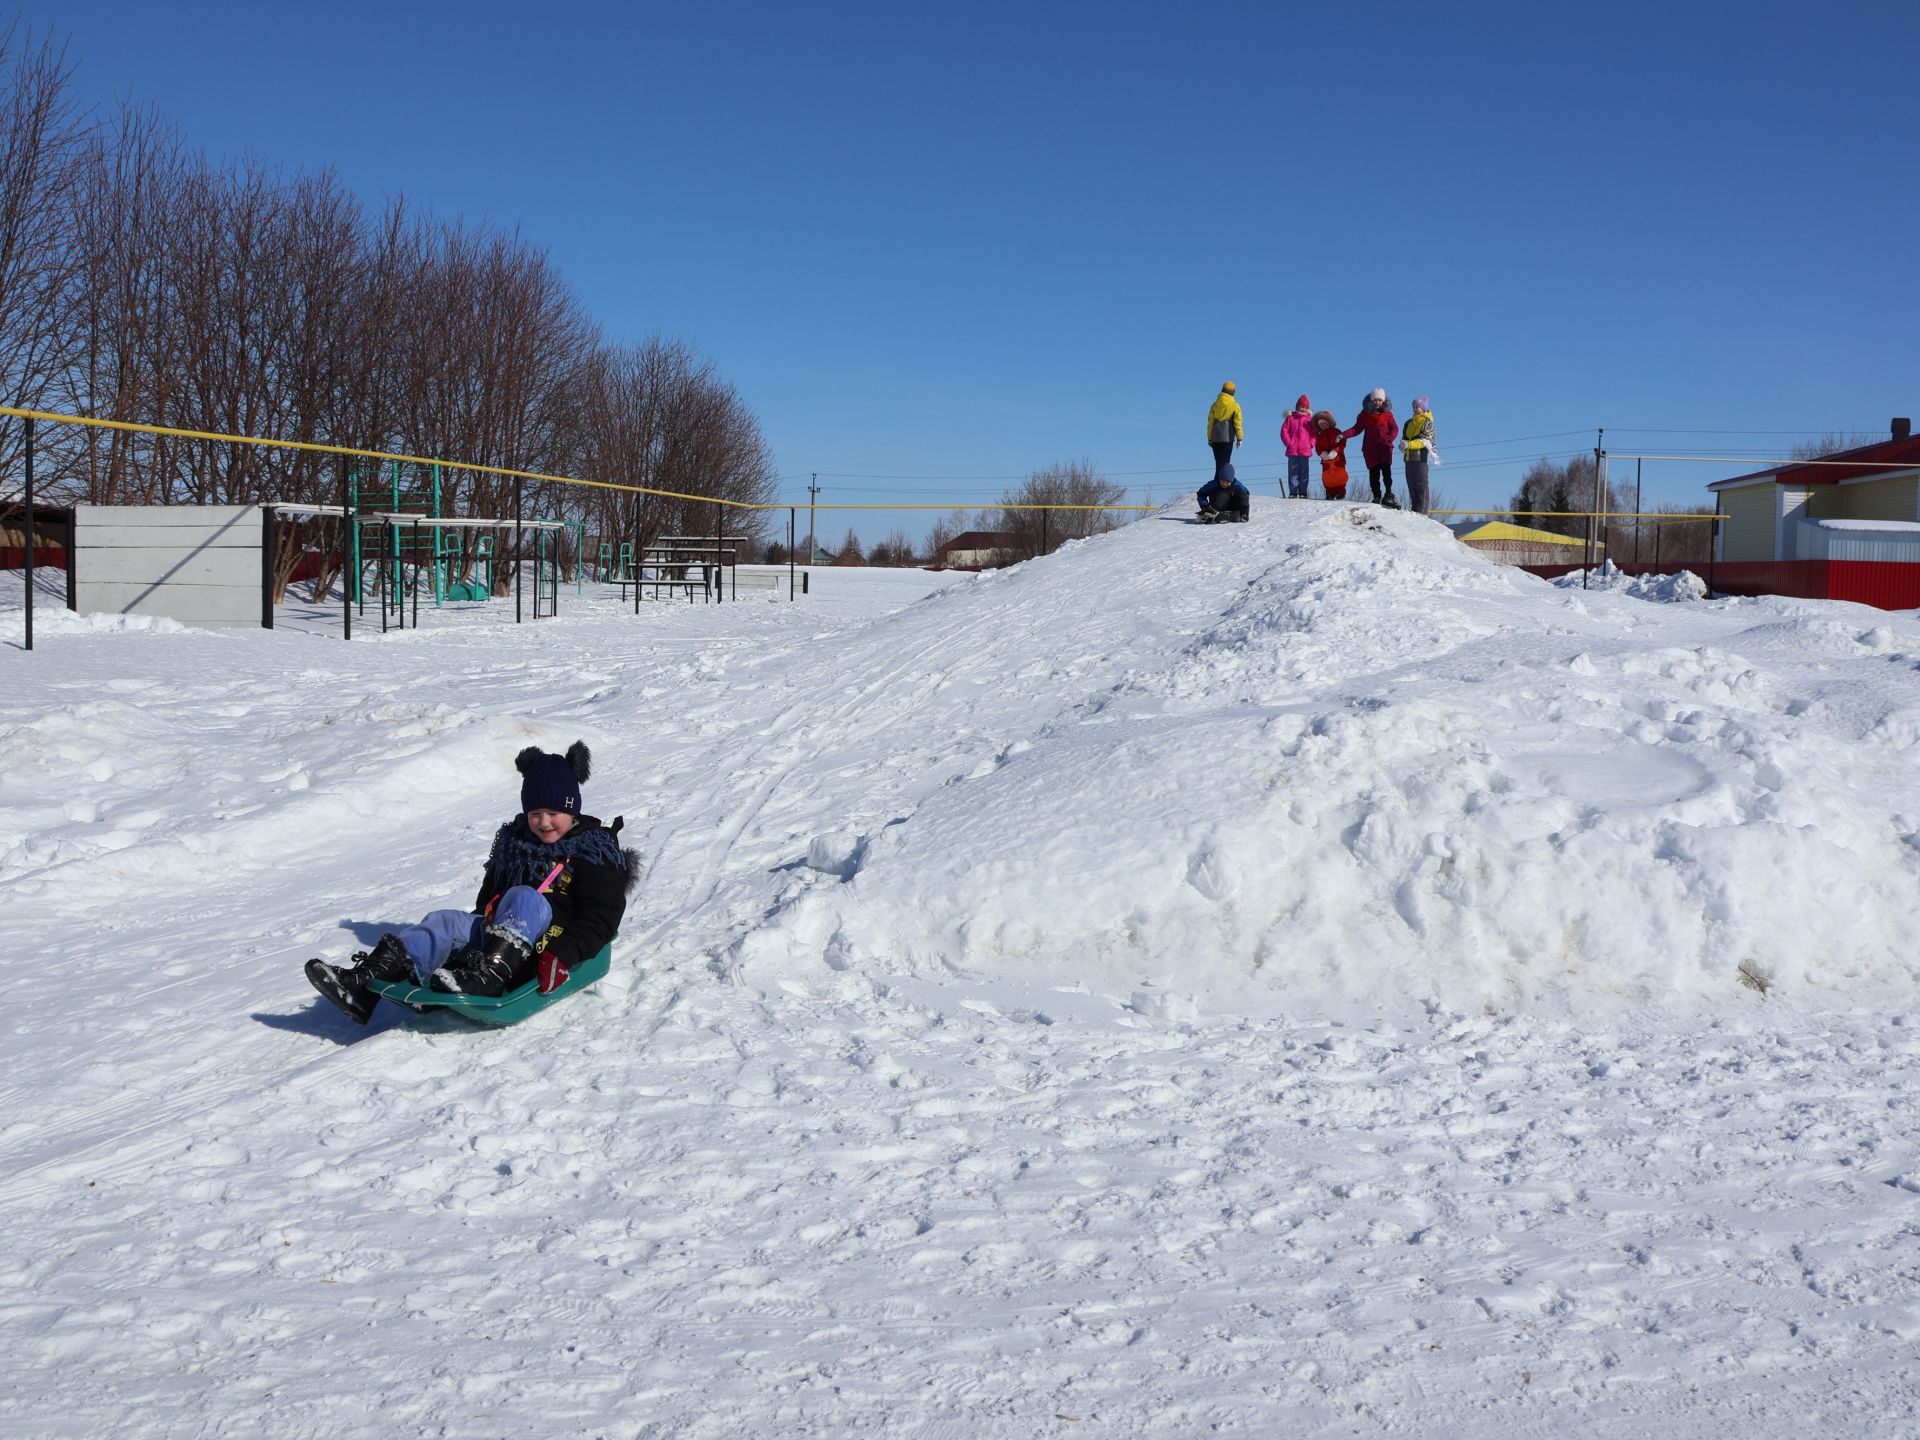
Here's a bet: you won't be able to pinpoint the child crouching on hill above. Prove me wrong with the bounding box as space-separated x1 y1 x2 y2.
305 742 639 1025
1196 460 1251 522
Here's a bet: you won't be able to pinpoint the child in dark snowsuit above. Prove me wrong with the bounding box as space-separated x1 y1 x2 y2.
1344 388 1400 505
1313 411 1350 500
1196 461 1251 522
304 742 639 1025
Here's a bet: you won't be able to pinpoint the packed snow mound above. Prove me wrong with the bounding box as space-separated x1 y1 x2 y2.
1555 559 1708 603
731 501 1920 1011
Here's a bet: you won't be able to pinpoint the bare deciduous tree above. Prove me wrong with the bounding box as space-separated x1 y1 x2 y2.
997 459 1128 564
865 528 918 567
0 24 80 484
830 528 865 566
5 34 780 595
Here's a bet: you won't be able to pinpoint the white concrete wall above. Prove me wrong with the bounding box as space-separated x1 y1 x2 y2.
73 505 262 627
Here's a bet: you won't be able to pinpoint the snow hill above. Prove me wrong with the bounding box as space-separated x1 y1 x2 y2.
4 500 1918 1437
727 505 1920 1011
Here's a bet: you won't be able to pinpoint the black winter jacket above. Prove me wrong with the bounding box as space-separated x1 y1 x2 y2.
473 814 639 968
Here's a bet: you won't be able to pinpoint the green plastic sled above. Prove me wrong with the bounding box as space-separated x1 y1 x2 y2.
365 941 614 1027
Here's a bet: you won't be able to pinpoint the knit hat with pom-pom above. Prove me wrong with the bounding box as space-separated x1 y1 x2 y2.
516 742 591 815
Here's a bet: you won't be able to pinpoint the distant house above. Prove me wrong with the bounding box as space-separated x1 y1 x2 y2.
934 531 1014 569
1 503 72 570
1448 519 1589 567
1708 419 1920 609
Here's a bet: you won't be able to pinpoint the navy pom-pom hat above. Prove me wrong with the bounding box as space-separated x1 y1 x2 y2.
516 742 591 815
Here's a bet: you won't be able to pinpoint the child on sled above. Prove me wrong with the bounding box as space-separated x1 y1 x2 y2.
1196 460 1251 522
305 742 638 1025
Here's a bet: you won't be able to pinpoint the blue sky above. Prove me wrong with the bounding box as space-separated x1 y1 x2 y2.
23 0 1919 541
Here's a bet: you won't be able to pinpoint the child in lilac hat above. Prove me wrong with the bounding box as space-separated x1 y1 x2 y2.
1401 396 1438 514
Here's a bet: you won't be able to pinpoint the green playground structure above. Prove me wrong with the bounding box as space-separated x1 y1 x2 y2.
346 460 584 609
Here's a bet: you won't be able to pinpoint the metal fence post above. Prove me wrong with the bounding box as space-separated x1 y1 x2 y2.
1633 458 1643 566
261 503 276 630
340 455 352 642
788 507 795 601
515 478 523 624
1709 494 1721 596
23 415 35 651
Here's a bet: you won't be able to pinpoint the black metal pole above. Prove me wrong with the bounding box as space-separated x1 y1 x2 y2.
379 520 389 634
788 507 795 602
340 456 351 642
632 493 641 616
1633 458 1643 566
261 503 276 630
1042 508 1050 558
412 517 421 628
1709 493 1721 596
65 504 77 612
515 479 523 624
23 416 35 652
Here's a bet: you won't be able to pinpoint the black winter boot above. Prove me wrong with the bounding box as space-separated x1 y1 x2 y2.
304 935 416 1025
306 956 377 1025
431 926 535 997
357 934 415 985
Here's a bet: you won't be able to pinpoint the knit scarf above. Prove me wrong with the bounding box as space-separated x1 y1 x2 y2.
485 816 629 891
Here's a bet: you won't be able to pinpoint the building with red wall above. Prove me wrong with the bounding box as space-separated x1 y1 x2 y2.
1708 421 1920 609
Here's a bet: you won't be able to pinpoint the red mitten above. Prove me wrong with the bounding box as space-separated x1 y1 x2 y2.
536 951 569 994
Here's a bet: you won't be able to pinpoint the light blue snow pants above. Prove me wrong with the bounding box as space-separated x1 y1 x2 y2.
388 886 553 980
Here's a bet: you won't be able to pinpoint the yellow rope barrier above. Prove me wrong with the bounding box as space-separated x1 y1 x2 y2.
0 405 756 509
12 405 1844 520
1430 510 1723 522
776 502 1155 512
2 406 1165 515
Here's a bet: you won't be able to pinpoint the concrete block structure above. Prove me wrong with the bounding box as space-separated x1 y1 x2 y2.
72 504 264 627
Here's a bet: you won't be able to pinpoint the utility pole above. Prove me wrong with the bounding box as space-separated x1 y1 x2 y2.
807 473 820 567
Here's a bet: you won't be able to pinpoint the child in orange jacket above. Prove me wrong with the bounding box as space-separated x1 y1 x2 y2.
1313 411 1350 500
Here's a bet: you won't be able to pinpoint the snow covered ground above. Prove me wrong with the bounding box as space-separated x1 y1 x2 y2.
3 501 1918 1437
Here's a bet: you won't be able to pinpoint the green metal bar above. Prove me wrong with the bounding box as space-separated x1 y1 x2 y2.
432 461 445 605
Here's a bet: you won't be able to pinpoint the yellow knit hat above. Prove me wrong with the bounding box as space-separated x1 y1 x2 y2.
1221 381 1236 394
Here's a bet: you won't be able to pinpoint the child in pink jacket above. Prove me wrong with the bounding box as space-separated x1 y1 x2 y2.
1280 396 1315 498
